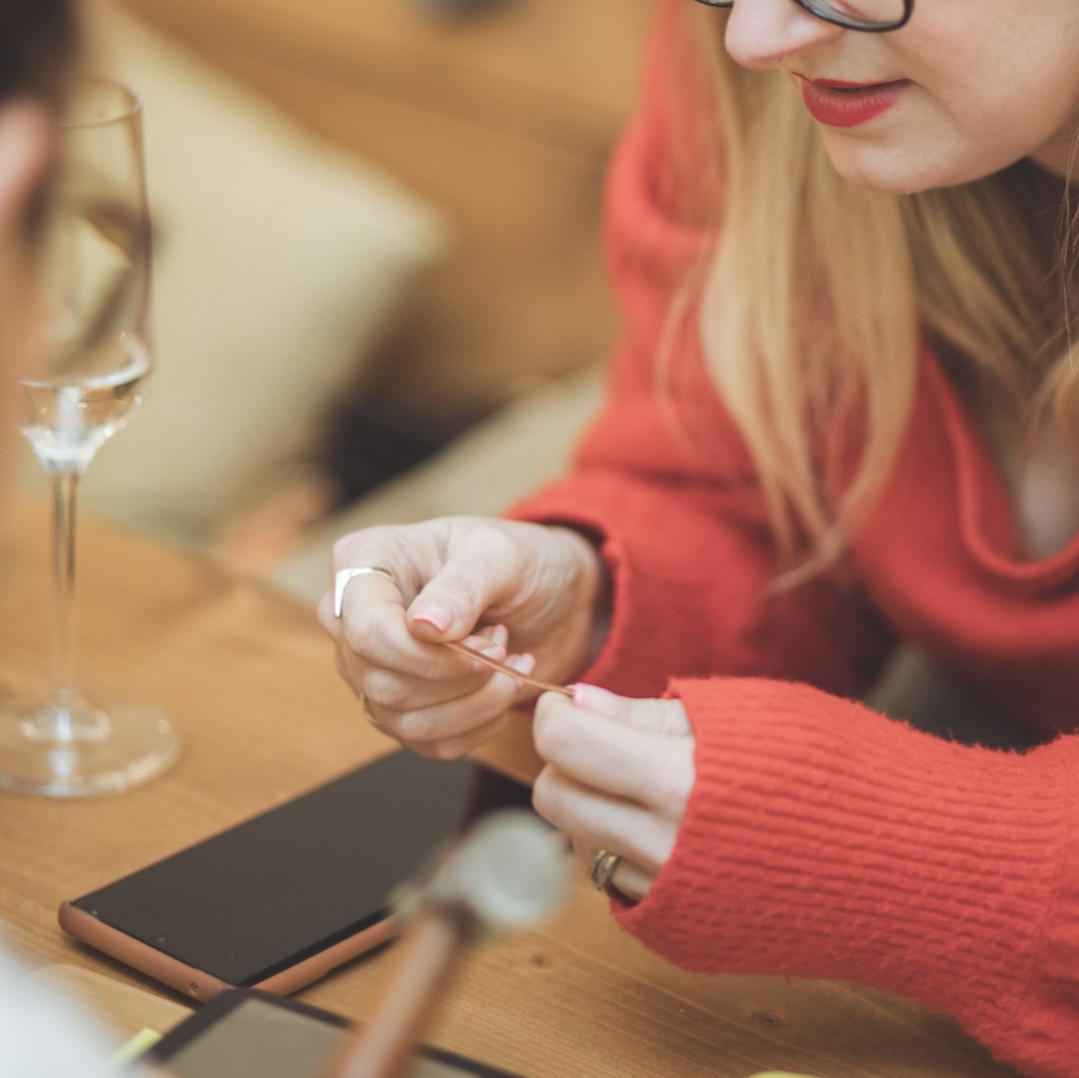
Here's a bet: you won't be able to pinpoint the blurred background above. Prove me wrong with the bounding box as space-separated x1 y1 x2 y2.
55 0 654 600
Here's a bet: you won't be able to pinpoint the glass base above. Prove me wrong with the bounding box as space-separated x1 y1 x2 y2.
0 691 181 797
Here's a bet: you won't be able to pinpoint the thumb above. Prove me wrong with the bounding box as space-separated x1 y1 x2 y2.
406 558 502 642
571 683 692 737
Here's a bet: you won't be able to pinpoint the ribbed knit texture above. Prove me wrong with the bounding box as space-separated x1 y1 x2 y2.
509 3 1079 1075
616 679 1079 1078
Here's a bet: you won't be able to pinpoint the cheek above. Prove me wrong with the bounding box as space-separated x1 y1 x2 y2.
904 21 1079 179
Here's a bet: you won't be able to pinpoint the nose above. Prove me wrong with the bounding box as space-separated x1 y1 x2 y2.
724 0 844 71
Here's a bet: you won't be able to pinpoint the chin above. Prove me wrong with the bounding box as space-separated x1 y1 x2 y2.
821 135 1024 195
828 156 987 195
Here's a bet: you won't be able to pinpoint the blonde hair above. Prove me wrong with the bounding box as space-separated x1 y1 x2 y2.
674 8 1075 575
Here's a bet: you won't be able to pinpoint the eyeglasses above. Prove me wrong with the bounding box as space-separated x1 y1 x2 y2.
690 0 913 33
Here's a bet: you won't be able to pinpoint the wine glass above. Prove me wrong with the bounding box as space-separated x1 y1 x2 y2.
0 77 181 796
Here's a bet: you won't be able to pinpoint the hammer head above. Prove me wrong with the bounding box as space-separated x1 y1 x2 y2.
415 809 571 937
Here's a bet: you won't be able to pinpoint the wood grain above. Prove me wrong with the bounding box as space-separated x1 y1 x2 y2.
0 500 1019 1078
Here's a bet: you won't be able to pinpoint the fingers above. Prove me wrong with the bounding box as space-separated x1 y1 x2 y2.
569 683 692 736
532 692 694 810
531 689 696 904
535 766 676 877
321 522 499 652
336 622 533 744
361 657 535 759
367 703 511 762
605 857 652 901
401 523 583 646
325 520 526 645
319 517 604 757
319 535 525 750
319 543 506 689
575 839 653 903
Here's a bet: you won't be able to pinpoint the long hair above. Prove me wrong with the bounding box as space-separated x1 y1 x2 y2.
669 6 1073 574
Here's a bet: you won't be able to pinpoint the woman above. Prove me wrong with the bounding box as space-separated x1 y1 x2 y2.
321 1 1079 1074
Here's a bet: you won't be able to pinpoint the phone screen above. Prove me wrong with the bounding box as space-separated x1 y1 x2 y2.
149 988 525 1078
67 752 531 988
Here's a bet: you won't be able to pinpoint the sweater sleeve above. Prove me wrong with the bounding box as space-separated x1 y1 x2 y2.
613 676 1079 1078
508 0 894 699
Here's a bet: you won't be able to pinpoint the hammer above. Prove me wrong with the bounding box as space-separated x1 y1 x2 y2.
325 808 570 1078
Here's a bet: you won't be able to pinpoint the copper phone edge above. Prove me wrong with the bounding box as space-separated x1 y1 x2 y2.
58 901 397 1001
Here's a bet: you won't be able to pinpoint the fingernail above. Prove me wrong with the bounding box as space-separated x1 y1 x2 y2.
413 602 453 633
480 644 507 661
572 683 622 715
510 653 537 675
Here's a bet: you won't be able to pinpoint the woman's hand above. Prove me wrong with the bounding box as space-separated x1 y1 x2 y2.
531 684 695 902
318 516 606 759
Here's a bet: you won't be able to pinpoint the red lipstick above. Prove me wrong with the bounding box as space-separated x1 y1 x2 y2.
797 77 907 128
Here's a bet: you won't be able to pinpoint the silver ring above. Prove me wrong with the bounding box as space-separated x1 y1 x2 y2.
333 566 395 617
587 849 621 892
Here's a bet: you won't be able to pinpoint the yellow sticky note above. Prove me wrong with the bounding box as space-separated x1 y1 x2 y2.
110 1027 161 1067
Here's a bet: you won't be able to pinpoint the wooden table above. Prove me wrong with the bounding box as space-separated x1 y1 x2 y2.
0 499 1018 1078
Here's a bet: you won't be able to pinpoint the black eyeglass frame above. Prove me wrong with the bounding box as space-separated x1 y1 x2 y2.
690 0 913 33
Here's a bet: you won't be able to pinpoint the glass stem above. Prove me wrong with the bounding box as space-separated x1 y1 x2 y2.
50 467 81 724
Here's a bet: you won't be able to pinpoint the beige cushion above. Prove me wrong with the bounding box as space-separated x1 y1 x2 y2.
72 7 449 548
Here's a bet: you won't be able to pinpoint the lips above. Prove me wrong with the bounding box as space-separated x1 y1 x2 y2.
797 77 908 128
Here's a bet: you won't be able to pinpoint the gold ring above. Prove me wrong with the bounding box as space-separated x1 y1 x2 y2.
333 566 395 617
587 849 621 891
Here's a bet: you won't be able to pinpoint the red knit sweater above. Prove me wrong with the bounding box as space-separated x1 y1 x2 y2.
509 4 1079 1076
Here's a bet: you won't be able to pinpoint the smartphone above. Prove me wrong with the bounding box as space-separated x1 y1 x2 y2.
59 751 532 1001
145 986 526 1078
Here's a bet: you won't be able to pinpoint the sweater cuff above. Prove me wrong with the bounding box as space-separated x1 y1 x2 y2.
614 676 1079 1077
508 479 889 699
506 483 714 697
